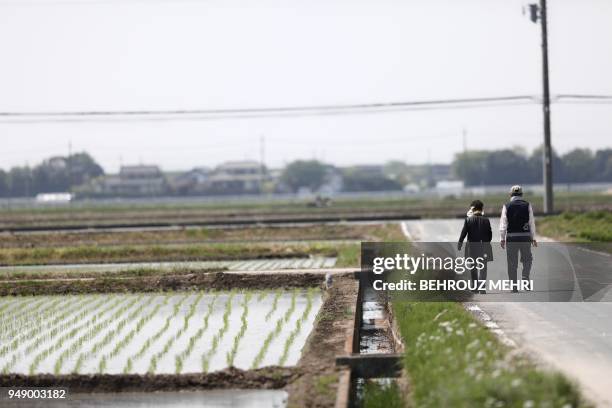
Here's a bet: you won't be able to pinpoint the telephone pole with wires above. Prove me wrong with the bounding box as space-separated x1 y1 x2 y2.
526 0 554 213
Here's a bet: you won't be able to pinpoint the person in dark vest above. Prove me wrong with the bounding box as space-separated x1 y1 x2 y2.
500 185 537 292
458 200 493 294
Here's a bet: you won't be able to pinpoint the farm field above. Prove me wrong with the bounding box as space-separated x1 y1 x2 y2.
1 192 609 230
0 223 399 270
0 224 384 248
0 257 338 279
0 289 322 375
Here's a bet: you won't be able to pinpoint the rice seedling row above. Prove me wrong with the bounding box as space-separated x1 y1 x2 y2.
264 289 282 321
251 289 299 369
0 290 322 375
0 296 51 330
28 296 130 374
0 295 104 372
173 293 218 374
72 294 160 374
278 287 317 366
126 292 191 371
54 295 148 374
225 292 251 368
147 292 205 374
200 291 236 373
0 296 72 344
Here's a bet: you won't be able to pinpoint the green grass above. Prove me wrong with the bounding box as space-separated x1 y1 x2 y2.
538 211 612 242
392 301 589 408
0 242 336 266
314 373 338 398
0 223 402 267
335 223 406 268
335 244 360 268
362 381 405 408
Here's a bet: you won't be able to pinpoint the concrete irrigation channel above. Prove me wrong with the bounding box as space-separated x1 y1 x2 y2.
334 273 407 408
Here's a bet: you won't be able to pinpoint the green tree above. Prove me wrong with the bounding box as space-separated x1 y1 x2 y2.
528 146 564 183
67 152 104 186
0 170 8 197
483 149 531 185
8 166 33 197
342 172 402 192
32 152 104 194
452 151 488 186
593 149 612 181
562 148 595 183
280 160 328 192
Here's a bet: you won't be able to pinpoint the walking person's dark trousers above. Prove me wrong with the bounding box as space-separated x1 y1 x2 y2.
469 262 488 283
506 241 532 283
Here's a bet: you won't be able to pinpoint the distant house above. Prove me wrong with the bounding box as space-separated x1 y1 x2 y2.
167 167 211 195
208 161 265 194
92 165 166 196
207 161 265 194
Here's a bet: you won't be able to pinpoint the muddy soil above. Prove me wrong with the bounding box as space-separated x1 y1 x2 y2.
0 271 332 296
0 267 226 282
0 224 373 249
0 367 297 393
286 275 359 408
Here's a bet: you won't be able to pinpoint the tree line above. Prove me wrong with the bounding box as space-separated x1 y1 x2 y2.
1 147 610 197
0 153 104 197
452 147 612 186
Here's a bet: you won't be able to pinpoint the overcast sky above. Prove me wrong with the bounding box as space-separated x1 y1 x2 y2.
0 0 611 172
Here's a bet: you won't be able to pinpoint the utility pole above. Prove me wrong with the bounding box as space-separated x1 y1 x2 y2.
540 0 554 213
67 139 72 193
259 135 266 194
528 1 554 213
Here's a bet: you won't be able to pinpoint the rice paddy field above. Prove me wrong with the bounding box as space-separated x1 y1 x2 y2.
0 257 338 279
0 222 376 407
0 289 322 376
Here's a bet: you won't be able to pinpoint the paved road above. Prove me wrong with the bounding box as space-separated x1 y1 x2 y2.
402 218 612 407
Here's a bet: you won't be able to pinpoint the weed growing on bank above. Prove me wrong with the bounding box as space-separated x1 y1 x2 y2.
393 301 589 408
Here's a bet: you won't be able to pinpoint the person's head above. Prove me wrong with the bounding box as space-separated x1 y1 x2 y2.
510 185 523 197
470 200 484 212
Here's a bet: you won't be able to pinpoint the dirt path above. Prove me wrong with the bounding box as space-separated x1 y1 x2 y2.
287 275 359 408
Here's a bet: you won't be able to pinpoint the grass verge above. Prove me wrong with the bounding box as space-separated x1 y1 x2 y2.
335 223 406 268
538 211 612 242
392 301 589 408
0 242 335 266
362 381 405 408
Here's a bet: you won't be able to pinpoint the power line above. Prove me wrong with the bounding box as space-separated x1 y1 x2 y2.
556 94 612 100
555 94 612 105
0 96 536 123
1 94 610 124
